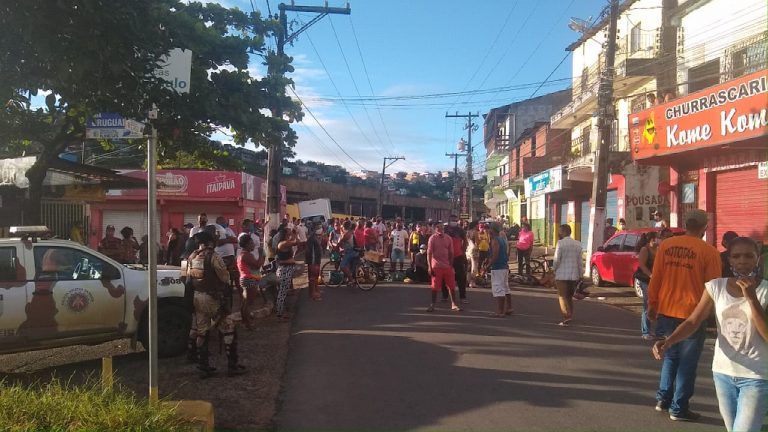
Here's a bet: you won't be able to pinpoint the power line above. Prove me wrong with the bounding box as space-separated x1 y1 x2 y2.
300 22 386 158
445 0 519 113
327 17 389 155
348 16 398 155
289 86 369 171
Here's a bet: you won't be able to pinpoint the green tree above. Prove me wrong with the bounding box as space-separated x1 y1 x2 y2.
0 0 301 222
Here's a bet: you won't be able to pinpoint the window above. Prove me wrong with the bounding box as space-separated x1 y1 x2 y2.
531 135 537 158
580 67 589 93
34 247 118 281
630 23 641 54
688 59 720 93
732 43 767 78
515 147 520 176
603 235 624 252
622 234 640 252
0 247 19 282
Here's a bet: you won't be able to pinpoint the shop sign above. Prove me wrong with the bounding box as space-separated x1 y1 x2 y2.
524 166 563 198
759 162 768 179
630 69 768 160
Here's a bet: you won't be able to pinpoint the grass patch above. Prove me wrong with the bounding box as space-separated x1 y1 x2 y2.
0 377 188 431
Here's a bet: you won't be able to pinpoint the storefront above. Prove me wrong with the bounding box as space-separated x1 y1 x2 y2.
524 166 563 246
89 170 286 249
629 69 768 248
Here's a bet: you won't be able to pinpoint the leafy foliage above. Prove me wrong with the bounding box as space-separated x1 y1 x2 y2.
0 0 302 221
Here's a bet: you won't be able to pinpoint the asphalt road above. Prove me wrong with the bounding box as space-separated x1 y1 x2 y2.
275 282 723 431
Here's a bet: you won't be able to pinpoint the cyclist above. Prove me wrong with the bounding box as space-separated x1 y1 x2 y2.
339 220 358 285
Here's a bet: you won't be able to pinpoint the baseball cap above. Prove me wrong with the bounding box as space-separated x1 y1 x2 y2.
106 225 115 230
419 244 427 250
684 209 708 226
652 210 662 216
183 223 194 229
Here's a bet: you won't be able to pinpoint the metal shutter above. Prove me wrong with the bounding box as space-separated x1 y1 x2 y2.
102 210 159 242
715 167 768 249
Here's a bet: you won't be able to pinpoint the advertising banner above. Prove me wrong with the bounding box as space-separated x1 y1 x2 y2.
630 69 767 160
524 166 563 198
110 170 243 199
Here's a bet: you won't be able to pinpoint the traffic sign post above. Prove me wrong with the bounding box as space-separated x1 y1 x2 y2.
86 113 145 139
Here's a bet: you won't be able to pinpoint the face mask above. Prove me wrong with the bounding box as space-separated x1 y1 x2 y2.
732 267 758 279
449 222 458 227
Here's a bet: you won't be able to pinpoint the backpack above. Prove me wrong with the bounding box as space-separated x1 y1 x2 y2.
188 248 225 295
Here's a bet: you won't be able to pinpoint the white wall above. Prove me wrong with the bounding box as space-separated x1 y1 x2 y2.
678 0 768 93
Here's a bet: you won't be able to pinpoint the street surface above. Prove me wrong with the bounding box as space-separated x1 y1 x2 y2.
276 282 722 431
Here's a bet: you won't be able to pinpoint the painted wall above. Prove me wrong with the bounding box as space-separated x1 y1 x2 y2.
678 0 767 95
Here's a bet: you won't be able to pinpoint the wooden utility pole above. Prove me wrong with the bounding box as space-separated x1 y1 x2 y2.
267 2 351 229
584 0 619 275
445 152 461 215
445 112 479 219
378 156 404 217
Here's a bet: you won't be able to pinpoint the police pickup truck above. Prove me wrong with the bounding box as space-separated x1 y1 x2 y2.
0 226 189 357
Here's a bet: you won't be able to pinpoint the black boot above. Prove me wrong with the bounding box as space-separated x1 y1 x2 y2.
186 336 198 363
224 334 247 377
196 334 216 379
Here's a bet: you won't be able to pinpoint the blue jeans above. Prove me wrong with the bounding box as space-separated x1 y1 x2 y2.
655 315 706 415
713 372 768 432
638 279 651 336
638 279 661 337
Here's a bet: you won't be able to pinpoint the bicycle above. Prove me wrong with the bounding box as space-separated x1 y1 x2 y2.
529 254 553 276
321 250 379 291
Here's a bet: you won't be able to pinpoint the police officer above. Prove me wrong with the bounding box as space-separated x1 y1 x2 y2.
186 227 246 378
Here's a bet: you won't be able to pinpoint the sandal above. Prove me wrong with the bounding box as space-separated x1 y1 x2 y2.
277 314 292 322
558 319 572 327
451 305 462 312
312 296 323 301
426 304 435 312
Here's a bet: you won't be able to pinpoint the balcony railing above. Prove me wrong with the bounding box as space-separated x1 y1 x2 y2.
617 31 658 60
570 135 592 158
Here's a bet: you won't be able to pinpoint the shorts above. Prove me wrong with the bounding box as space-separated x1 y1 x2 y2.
340 249 358 270
391 248 405 262
491 268 510 297
430 267 455 292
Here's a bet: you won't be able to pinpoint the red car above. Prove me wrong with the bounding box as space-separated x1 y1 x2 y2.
590 228 684 296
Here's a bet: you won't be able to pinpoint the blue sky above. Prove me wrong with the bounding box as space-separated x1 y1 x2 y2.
236 0 608 175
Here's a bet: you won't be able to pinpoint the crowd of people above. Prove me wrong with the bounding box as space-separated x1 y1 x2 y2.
624 209 768 431
87 209 768 431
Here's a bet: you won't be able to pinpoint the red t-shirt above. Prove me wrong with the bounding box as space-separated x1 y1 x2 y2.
363 227 377 247
354 228 366 249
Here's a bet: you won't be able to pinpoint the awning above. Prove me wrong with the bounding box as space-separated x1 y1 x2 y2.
0 156 146 189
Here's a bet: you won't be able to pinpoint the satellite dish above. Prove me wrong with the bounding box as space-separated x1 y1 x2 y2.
568 16 592 33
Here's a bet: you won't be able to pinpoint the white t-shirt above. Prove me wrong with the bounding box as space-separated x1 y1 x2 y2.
373 222 386 238
296 224 308 242
390 229 409 251
214 225 235 258
706 278 768 379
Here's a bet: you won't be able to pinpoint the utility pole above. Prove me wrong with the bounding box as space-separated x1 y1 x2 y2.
378 156 404 217
585 0 619 276
267 2 351 229
445 152 461 214
445 111 479 219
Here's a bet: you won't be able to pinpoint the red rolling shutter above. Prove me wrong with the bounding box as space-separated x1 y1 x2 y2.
715 167 768 250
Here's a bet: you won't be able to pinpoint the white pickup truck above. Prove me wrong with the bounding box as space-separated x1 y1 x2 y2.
0 227 189 357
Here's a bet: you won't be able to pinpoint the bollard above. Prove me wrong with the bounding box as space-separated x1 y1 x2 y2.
101 356 113 392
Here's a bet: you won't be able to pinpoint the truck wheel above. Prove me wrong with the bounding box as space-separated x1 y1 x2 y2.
138 303 191 358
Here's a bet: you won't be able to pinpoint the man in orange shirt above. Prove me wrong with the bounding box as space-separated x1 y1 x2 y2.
647 209 721 422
